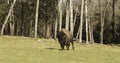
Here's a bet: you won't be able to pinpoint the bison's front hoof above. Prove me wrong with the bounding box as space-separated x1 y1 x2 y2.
59 49 64 51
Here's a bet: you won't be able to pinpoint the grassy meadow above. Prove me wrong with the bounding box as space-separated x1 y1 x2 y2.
0 36 120 63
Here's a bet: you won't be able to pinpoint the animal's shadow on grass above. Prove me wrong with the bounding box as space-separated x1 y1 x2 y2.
45 48 58 50
45 48 69 51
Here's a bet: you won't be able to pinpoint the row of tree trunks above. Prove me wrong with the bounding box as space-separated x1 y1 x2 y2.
0 0 116 44
78 0 95 44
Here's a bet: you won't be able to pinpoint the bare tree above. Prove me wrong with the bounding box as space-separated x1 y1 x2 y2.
79 0 85 43
65 0 69 31
70 0 73 34
1 0 16 35
7 0 15 36
85 0 89 44
73 1 80 27
99 0 104 44
35 0 39 38
9 8 15 36
54 18 58 38
112 0 115 43
58 0 63 31
89 0 96 44
100 0 110 44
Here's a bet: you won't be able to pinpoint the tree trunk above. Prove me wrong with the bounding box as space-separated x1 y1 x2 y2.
65 0 69 31
10 22 15 36
1 0 16 35
99 0 104 44
79 0 85 43
85 0 89 44
100 0 110 44
70 0 73 34
54 18 58 38
30 20 34 37
35 0 39 38
58 0 63 31
73 1 80 28
9 7 15 36
112 0 115 43
73 6 78 27
89 19 94 44
46 24 51 38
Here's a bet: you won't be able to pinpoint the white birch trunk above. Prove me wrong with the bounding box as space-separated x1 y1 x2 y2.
100 0 103 44
10 5 15 36
73 7 78 27
70 0 73 34
79 0 85 43
85 0 89 44
65 1 69 31
58 0 63 31
100 0 110 44
89 20 92 43
54 18 58 38
73 2 80 27
35 0 39 38
1 0 16 35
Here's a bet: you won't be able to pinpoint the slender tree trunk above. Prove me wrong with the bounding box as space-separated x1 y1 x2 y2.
89 0 95 44
70 0 73 34
100 0 110 44
85 0 89 44
73 1 80 26
79 0 85 43
9 6 15 36
35 0 39 38
65 0 69 31
73 6 78 27
112 0 115 43
10 22 15 35
7 0 14 36
30 20 34 37
100 0 104 44
21 0 24 36
46 24 51 38
58 0 63 31
76 27 80 39
54 18 58 38
1 0 16 35
59 11 62 31
89 20 94 44
100 12 104 44
74 3 80 39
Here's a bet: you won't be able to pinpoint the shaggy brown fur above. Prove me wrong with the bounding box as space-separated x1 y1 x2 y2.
57 28 74 50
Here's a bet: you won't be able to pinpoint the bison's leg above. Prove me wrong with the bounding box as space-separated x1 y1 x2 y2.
61 45 64 50
60 43 64 50
66 45 70 50
71 41 74 50
65 42 70 50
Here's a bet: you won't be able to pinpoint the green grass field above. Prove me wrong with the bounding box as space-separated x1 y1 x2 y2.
0 36 120 63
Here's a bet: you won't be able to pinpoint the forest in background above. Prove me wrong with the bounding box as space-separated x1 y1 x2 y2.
0 0 120 44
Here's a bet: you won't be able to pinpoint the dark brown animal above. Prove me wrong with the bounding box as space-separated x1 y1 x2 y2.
57 28 74 50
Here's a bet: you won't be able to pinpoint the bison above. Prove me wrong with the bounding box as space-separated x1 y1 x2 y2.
57 28 74 50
